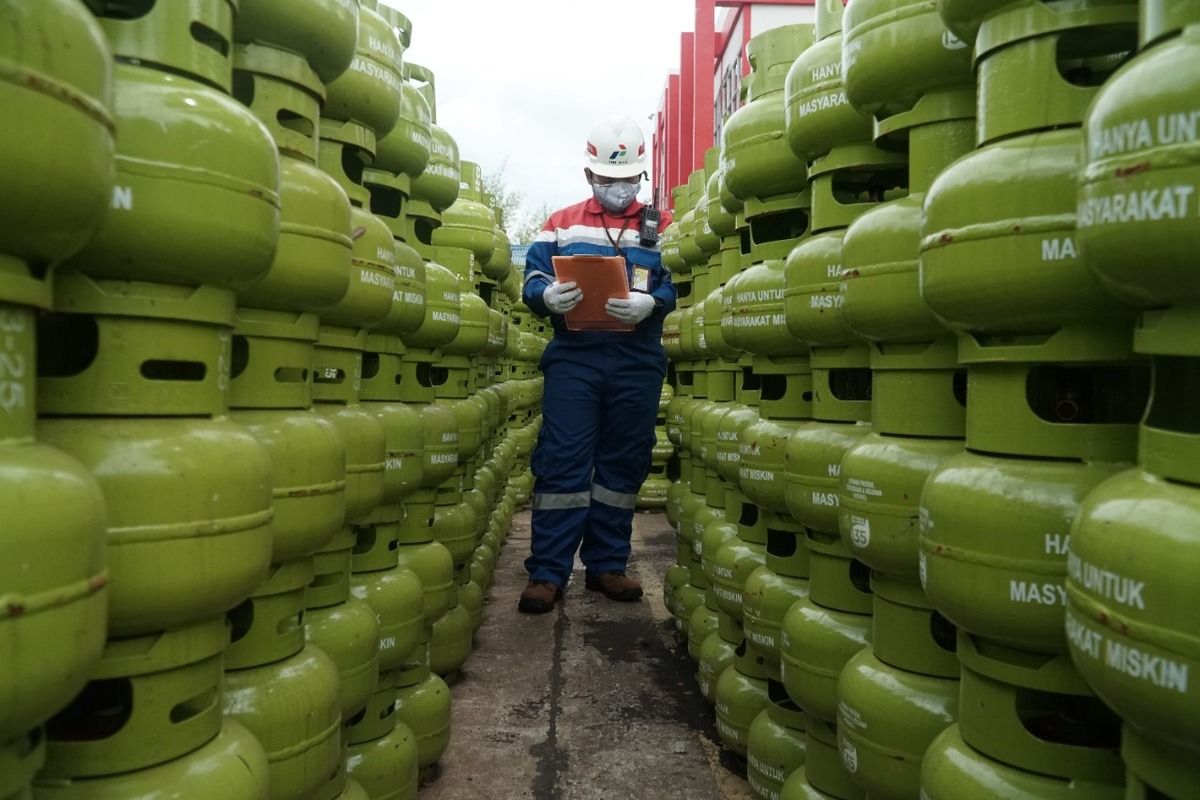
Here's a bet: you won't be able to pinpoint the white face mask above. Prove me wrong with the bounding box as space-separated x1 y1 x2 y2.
592 181 639 213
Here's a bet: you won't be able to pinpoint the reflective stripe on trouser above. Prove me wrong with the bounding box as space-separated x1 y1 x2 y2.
525 349 661 587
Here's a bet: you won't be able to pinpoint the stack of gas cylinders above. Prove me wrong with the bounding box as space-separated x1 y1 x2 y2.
661 1 1198 798
0 1 545 798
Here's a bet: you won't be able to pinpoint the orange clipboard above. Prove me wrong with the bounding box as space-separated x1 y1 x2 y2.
551 255 634 331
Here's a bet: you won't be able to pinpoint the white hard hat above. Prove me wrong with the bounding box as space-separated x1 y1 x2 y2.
585 114 647 179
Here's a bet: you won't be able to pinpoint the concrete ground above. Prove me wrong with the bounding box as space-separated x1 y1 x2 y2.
421 509 753 800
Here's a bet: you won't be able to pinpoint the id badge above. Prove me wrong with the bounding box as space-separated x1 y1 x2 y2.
632 266 650 292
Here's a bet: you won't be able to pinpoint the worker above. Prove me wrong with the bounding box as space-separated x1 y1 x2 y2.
517 114 676 613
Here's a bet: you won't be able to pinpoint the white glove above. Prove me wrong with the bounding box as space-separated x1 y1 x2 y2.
605 292 657 325
543 280 582 314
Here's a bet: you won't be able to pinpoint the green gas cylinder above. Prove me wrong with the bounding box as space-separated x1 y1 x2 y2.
350 529 425 673
323 3 401 136
934 0 994 46
360 348 426 513
839 434 962 579
414 403 461 493
228 308 347 564
661 218 685 277
975 1 1137 146
0 0 114 273
92 0 235 91
709 514 766 624
783 418 868 539
698 613 742 705
722 25 815 204
784 0 869 165
342 667 419 800
432 162 496 263
402 259 462 355
233 0 358 85
38 281 274 637
411 122 462 214
42 618 227 778
742 563 809 671
312 337 387 526
715 397 760 488
346 720 418 800
470 541 497 594
675 579 708 641
952 630 1124 788
677 216 705 276
779 767 829 800
442 295 491 373
921 724 1124 800
306 529 383 719
482 228 512 283
664 562 691 621
383 70 433 183
780 595 871 724
922 134 1136 365
741 413 809 516
715 642 773 757
232 48 352 311
921 724 1128 796
1066 376 1200 798
392 641 451 770
837 664 953 798
921 445 1132 653
61 61 278 290
226 651 342 796
394 537 455 629
663 310 684 367
374 236 428 342
315 183 396 331
433 488 477 570
0 305 107 742
34 719 270 800
804 716 865 800
782 156 904 351
843 0 973 126
1077 14 1200 358
687 593 720 663
429 576 473 680
223 559 342 800
457 568 485 633
747 693 807 800
699 401 730 480
737 371 809 503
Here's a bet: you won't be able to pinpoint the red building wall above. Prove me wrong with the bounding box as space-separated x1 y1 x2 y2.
652 0 816 210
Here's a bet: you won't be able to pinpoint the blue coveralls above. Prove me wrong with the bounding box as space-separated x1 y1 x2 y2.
521 196 676 589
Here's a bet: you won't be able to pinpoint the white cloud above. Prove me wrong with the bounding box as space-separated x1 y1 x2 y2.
380 0 696 238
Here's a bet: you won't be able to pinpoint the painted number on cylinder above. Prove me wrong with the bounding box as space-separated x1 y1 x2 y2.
0 310 27 413
842 740 859 773
849 515 870 549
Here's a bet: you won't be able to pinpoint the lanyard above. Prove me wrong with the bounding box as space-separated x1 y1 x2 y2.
600 214 633 261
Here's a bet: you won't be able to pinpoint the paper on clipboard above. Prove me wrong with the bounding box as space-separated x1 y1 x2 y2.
551 255 634 331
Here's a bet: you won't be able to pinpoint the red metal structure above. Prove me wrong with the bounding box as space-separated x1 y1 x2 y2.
652 0 816 209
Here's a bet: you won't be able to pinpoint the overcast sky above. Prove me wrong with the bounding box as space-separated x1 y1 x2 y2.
382 0 699 238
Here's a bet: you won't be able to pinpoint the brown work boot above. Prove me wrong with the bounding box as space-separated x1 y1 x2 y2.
585 571 643 602
518 580 562 614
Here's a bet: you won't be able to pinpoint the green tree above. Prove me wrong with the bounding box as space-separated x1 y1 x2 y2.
511 201 552 245
482 162 552 245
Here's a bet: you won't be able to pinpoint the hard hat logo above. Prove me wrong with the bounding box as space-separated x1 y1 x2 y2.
585 114 647 179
